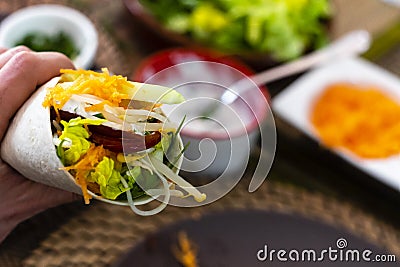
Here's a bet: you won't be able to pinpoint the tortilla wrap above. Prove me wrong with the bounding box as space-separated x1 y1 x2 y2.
0 77 183 206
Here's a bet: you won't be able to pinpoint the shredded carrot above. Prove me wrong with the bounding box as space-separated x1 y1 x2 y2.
63 144 108 204
173 231 199 267
84 100 114 112
42 68 131 110
310 82 400 158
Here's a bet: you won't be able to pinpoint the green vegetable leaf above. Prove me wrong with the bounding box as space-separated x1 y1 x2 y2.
58 117 106 165
56 139 67 165
89 157 130 200
141 0 331 61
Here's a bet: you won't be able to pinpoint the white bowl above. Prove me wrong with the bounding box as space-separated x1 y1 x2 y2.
272 57 400 192
0 4 98 69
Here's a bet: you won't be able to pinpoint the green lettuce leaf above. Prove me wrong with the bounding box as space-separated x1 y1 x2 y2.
88 157 126 200
58 117 106 165
88 157 146 200
140 0 331 61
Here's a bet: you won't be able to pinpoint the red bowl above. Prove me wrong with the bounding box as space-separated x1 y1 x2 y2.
133 48 271 139
133 47 270 100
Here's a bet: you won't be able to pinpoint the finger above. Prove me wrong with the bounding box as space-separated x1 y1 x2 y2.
0 51 74 139
0 47 8 54
0 46 31 68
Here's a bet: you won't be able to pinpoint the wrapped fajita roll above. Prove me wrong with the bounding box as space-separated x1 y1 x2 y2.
1 69 205 215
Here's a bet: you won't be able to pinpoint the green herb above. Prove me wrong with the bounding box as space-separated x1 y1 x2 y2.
166 115 185 158
94 113 105 119
15 31 79 59
165 116 188 169
168 141 189 169
56 139 67 165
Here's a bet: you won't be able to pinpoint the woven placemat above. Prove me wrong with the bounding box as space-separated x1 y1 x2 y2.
1 178 392 267
1 177 399 266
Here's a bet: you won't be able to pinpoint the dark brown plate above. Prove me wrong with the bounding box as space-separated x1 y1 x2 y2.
113 210 397 267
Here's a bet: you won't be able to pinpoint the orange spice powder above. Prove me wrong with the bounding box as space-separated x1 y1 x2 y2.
310 82 400 158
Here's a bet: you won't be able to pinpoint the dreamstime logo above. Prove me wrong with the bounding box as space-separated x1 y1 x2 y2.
256 238 397 263
336 238 348 249
125 61 276 207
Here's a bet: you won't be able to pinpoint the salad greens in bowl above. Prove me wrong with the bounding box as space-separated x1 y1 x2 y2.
127 0 332 67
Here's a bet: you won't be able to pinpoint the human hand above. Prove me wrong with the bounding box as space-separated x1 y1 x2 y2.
0 47 78 243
